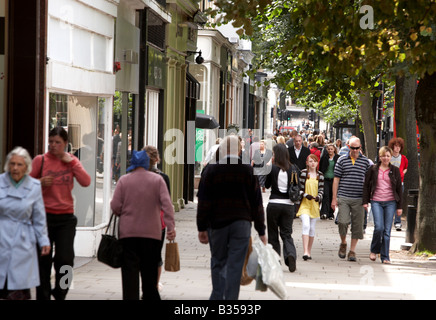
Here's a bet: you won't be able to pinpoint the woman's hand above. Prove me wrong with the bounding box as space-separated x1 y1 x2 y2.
167 229 176 241
40 176 53 187
40 246 51 256
60 152 73 163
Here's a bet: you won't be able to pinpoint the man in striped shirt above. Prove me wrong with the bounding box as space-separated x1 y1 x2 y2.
331 137 371 261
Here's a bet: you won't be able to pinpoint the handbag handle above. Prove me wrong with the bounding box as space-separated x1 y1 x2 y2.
290 171 298 185
105 213 119 236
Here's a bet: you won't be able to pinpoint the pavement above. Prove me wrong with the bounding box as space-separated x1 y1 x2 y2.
34 189 436 301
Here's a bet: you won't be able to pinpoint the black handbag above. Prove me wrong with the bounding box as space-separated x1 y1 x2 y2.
288 171 300 202
97 213 123 268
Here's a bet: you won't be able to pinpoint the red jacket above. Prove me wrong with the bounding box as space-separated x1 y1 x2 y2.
398 154 408 182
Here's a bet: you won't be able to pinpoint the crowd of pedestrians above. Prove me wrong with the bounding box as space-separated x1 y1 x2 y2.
197 129 407 300
0 124 407 301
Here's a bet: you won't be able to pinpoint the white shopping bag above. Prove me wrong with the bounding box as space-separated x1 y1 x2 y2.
252 237 288 300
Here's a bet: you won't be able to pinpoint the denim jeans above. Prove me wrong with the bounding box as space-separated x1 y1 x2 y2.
370 200 396 262
321 178 335 218
208 220 251 300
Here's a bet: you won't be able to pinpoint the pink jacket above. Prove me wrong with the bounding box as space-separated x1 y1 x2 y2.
110 168 175 241
30 152 91 214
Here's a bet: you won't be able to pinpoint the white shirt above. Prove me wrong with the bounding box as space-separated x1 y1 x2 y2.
295 147 302 159
269 170 293 205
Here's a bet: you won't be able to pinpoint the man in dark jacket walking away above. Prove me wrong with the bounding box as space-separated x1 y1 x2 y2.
197 135 267 300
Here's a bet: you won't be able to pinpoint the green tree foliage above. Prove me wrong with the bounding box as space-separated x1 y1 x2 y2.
212 0 436 251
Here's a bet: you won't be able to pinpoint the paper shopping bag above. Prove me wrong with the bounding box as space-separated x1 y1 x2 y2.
164 240 180 272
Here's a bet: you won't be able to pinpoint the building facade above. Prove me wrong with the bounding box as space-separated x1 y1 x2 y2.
0 0 266 257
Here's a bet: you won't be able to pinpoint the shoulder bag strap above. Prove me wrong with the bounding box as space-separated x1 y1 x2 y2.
290 171 297 185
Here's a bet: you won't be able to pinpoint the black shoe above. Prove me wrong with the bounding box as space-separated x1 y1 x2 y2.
287 256 296 272
303 255 309 261
51 288 67 300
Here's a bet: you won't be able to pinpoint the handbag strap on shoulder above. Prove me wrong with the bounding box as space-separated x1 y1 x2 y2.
290 171 297 185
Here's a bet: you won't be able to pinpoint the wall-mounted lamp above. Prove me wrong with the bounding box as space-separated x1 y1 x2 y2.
187 50 204 64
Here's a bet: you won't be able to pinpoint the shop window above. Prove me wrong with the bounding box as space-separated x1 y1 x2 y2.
112 91 134 185
49 93 100 227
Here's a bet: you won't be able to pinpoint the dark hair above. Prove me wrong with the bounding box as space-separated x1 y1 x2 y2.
49 126 68 142
272 144 290 171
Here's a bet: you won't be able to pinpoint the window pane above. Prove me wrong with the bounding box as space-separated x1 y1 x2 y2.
94 97 106 225
48 93 97 227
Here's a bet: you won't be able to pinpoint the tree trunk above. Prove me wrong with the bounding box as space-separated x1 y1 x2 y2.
359 90 377 161
414 73 436 253
394 75 419 226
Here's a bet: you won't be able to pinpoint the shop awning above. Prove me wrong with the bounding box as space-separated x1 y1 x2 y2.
195 113 220 129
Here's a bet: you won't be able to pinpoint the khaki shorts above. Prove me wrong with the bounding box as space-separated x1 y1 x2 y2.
337 197 364 239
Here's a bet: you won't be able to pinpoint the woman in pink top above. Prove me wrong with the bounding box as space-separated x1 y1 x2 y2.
111 149 175 300
30 127 91 300
362 146 402 264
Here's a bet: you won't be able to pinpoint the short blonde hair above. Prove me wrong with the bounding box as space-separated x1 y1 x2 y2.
277 136 286 144
4 146 32 174
379 146 393 157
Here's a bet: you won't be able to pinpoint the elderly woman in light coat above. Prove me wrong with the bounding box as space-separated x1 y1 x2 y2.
0 147 50 300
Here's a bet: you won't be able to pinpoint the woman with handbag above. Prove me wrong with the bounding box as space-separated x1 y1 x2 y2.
264 144 299 272
30 127 91 300
143 145 171 291
297 154 324 261
111 149 175 300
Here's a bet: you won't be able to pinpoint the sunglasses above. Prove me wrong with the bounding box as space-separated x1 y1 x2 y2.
349 146 361 150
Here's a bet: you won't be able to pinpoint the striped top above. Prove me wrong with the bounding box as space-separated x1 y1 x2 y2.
334 153 371 199
298 169 324 202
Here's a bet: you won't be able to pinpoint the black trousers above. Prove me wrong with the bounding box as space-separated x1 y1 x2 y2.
37 213 77 300
120 237 161 300
266 203 297 262
321 178 335 218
